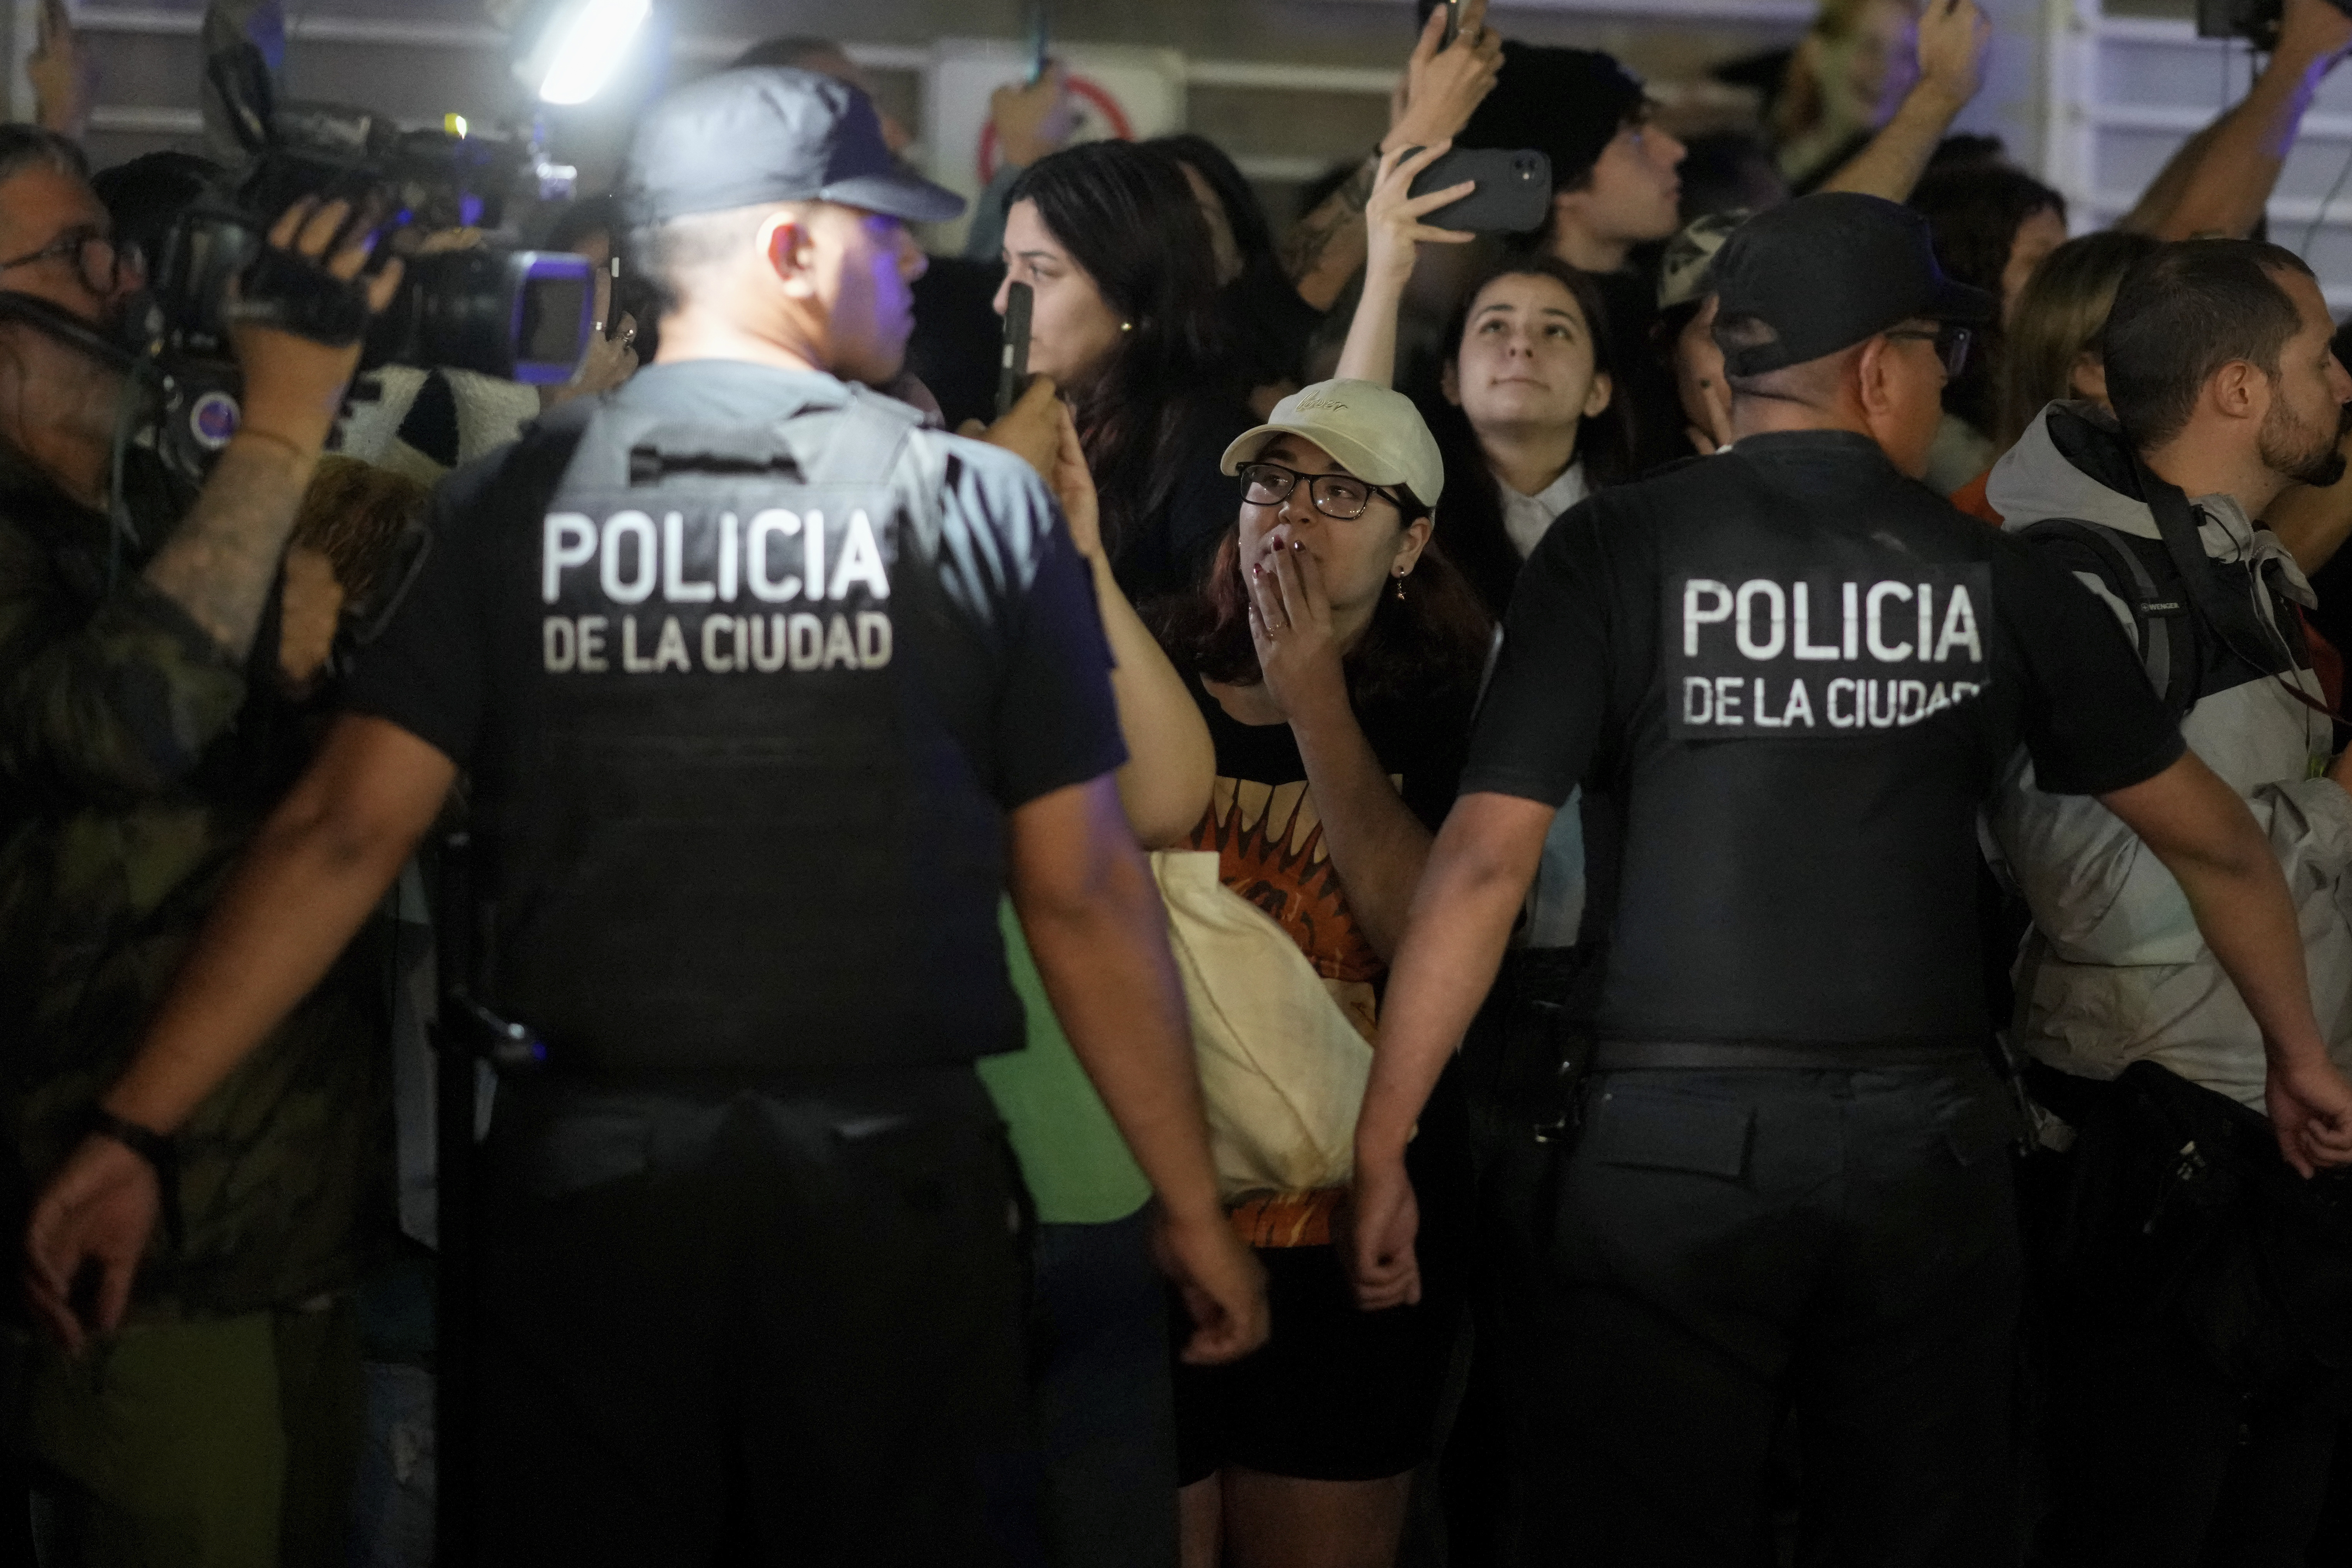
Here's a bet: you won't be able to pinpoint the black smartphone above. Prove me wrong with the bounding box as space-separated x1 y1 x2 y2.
1408 147 1553 235
1441 0 1462 45
997 281 1034 419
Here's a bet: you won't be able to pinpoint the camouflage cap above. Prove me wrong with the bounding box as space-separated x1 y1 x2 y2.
1658 209 1750 314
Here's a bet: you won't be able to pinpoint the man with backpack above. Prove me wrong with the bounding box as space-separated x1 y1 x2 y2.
1983 238 2352 1568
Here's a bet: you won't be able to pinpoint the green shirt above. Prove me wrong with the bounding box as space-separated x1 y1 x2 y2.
976 899 1153 1225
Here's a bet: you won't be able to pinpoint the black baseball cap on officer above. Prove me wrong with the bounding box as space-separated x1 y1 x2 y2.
623 67 966 226
1710 192 1992 377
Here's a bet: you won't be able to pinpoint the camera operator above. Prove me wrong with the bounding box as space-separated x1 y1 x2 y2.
1985 239 2352 1567
24 70 1267 1563
1341 193 2352 1565
0 125 404 1562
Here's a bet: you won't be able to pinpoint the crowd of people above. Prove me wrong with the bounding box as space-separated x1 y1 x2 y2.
11 0 2352 1564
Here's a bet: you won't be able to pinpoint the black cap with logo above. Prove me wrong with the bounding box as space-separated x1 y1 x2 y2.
1709 192 1993 377
622 67 966 227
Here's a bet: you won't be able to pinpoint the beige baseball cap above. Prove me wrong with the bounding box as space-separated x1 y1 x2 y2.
1220 380 1446 512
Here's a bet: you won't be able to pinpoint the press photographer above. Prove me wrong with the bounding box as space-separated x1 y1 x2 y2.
0 122 407 1562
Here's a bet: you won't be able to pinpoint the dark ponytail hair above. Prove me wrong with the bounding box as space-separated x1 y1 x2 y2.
1426 256 1631 615
1007 142 1237 563
1153 500 1493 715
1144 132 1277 268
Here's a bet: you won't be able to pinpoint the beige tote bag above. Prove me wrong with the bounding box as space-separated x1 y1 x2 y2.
1150 849 1376 1200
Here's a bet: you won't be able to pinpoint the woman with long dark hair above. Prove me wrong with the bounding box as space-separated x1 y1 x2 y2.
1145 133 1321 410
999 141 1253 601
1151 381 1489 1568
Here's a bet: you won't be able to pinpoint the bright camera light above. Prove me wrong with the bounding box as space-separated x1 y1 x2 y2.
528 0 650 105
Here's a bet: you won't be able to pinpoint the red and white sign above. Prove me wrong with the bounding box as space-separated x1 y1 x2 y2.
922 39 1185 249
975 74 1136 185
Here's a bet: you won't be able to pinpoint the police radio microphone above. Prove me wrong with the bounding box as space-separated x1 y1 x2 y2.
997 280 1034 419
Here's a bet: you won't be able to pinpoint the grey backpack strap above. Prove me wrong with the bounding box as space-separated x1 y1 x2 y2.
2016 515 2192 721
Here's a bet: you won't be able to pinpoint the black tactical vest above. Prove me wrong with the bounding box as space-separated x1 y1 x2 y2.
463 387 1019 1077
1592 437 2022 1047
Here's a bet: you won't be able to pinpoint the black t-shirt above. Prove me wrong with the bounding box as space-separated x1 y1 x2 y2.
1109 400 1257 608
1462 430 2185 1048
1185 675 1469 1002
341 362 1125 1072
345 361 1124 809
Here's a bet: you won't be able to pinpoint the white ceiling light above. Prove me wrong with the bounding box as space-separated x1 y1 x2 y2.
513 0 652 106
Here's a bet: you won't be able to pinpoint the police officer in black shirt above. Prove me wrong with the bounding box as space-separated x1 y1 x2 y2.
1343 194 2352 1565
32 68 1267 1564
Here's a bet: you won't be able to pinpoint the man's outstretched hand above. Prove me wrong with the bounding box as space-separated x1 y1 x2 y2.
2267 1050 2352 1177
24 1132 160 1353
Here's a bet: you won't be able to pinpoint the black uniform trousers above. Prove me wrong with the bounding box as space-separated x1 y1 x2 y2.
1502 1052 2022 1568
467 1065 1041 1568
2017 1064 2352 1568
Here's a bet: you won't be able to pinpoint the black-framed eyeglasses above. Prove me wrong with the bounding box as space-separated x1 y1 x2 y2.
1238 461 1398 521
0 226 138 298
1886 323 1972 381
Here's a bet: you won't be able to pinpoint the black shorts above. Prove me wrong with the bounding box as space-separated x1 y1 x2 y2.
1173 1240 1459 1484
1173 1074 1470 1485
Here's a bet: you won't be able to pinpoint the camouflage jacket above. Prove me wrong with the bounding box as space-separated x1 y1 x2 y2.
0 442 391 1322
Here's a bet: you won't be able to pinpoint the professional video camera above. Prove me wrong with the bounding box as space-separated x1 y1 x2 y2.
107 29 594 483
2197 0 2352 47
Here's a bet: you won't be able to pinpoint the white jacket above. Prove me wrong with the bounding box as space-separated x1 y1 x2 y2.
1983 403 2352 1109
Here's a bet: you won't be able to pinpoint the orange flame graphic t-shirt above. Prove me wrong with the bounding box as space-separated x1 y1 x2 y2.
1185 677 1472 1041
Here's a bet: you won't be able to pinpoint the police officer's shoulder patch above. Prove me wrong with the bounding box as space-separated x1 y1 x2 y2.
1663 562 1992 739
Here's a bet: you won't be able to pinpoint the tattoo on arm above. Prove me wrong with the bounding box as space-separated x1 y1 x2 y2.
140 437 316 660
1278 157 1378 286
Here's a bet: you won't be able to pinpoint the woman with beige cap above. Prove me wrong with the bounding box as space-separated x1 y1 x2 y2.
1150 381 1490 1568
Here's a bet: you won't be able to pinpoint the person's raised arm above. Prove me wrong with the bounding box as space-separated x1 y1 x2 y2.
1007 777 1269 1364
2121 0 2352 239
29 0 94 141
2099 748 2352 1174
142 199 403 660
1048 401 1216 844
1817 0 1990 202
1243 542 1438 960
1348 790 1554 1309
972 379 1216 843
961 65 1073 263
1335 143 1474 389
1277 0 1501 312
23 715 453 1349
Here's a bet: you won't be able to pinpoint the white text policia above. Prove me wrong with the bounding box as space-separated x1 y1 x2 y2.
537 507 895 676
1676 575 1987 733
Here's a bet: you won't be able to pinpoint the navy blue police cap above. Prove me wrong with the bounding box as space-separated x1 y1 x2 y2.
623 67 965 227
1709 192 1993 377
